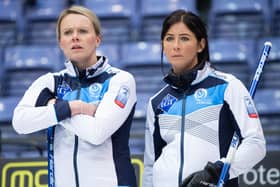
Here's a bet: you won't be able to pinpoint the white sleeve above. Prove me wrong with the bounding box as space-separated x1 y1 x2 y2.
224 78 266 178
59 71 137 145
12 73 58 134
142 99 156 187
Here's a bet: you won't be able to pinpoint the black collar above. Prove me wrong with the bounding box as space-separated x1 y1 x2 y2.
163 61 205 91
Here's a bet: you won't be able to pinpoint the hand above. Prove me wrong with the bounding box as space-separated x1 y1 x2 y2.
69 100 98 116
80 102 98 116
181 162 223 187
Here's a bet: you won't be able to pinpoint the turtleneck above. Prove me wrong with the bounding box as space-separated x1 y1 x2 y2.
67 56 107 79
163 61 206 91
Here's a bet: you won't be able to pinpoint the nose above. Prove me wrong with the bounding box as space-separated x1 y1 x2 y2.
173 38 180 51
72 31 79 41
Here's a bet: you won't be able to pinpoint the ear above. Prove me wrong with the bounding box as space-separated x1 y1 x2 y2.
197 38 206 53
58 39 64 52
96 35 102 47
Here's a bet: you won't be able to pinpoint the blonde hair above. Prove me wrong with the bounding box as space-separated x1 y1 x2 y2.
56 5 101 41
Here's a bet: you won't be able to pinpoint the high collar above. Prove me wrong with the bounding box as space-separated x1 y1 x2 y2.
163 61 213 90
64 56 110 79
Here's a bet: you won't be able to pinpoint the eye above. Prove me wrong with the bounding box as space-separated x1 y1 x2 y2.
63 30 72 35
79 29 88 34
180 36 189 41
165 36 174 42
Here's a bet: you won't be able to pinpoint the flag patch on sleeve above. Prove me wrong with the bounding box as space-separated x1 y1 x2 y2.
244 96 258 118
114 86 129 108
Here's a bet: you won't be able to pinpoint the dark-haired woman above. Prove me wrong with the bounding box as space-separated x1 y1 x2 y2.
142 9 266 187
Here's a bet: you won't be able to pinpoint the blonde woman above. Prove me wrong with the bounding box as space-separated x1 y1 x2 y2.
13 5 137 187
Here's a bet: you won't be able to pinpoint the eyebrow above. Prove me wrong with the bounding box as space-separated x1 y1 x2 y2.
61 26 90 31
165 33 191 36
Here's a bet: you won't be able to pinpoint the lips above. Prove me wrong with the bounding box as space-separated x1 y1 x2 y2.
172 55 183 57
71 45 82 49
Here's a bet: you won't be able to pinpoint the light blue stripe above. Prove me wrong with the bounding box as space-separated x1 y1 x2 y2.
168 83 227 115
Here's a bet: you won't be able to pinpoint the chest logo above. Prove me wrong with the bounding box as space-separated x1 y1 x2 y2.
194 88 212 105
89 83 102 99
194 88 207 100
57 81 72 99
159 94 177 112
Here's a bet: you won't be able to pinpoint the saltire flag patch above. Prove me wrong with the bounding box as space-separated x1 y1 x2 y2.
244 96 258 118
57 81 72 99
158 94 177 112
115 86 129 108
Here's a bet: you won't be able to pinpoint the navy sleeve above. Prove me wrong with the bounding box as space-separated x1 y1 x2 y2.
54 99 71 121
35 88 55 107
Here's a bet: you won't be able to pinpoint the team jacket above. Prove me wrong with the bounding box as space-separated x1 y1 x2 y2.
13 56 137 187
142 62 266 187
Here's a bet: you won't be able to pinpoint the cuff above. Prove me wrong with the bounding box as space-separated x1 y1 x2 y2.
54 99 71 121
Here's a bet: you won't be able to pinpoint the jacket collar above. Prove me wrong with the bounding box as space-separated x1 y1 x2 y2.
164 61 213 90
192 62 213 85
64 56 110 78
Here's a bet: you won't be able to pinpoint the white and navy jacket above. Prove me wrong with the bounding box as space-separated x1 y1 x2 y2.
13 56 137 187
142 62 266 187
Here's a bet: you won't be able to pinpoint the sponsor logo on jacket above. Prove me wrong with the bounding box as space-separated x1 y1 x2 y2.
194 88 212 105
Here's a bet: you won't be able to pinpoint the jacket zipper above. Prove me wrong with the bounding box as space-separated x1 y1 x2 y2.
178 91 187 186
73 81 81 187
